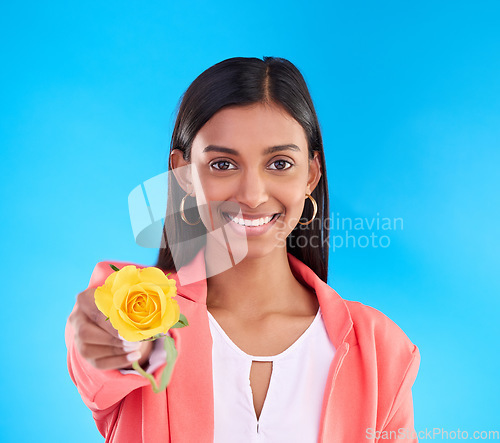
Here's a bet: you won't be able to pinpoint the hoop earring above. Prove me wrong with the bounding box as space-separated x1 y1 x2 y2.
298 193 317 226
180 193 201 225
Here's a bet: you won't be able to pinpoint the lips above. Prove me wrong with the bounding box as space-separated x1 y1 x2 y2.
223 212 280 220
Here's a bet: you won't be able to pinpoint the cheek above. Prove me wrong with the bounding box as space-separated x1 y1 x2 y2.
191 163 229 196
190 165 206 201
269 189 307 232
191 171 232 230
279 184 307 212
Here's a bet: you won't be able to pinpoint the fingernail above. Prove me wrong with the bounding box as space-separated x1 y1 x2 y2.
123 342 141 352
127 351 141 362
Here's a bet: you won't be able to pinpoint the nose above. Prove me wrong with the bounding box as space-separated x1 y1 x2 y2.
234 167 269 209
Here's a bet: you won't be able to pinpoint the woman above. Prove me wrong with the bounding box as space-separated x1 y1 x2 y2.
66 56 420 442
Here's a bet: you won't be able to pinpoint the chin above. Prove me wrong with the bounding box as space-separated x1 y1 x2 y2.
238 242 287 261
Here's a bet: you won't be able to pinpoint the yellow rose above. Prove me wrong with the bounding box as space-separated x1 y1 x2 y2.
94 265 180 342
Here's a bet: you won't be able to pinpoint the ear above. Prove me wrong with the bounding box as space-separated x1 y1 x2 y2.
170 149 195 195
306 151 322 195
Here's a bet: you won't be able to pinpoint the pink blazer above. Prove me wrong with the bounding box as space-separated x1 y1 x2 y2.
66 246 420 442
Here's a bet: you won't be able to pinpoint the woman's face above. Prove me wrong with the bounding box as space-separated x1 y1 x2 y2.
171 102 321 258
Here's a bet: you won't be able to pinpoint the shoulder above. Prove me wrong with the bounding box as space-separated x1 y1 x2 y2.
343 299 419 373
331 299 420 427
345 300 414 343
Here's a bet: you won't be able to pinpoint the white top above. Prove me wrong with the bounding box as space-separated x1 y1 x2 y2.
208 307 336 443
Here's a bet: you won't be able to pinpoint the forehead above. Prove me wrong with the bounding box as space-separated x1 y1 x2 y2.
192 103 308 154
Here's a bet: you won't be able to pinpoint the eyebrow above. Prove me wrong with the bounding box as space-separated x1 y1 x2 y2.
202 144 301 156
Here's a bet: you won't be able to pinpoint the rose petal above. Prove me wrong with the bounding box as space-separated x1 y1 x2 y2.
139 311 161 328
109 307 141 341
118 307 142 328
135 282 167 318
101 270 118 291
160 297 181 330
145 295 155 313
126 289 151 317
141 323 168 337
138 267 173 287
111 265 140 293
112 285 130 311
94 286 113 317
162 281 177 299
136 304 160 323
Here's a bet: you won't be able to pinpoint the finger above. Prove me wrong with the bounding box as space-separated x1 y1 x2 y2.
77 342 141 361
74 319 124 348
89 340 153 371
70 306 120 346
76 288 103 323
91 350 145 371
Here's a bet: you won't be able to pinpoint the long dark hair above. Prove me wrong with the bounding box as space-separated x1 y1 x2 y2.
155 56 330 282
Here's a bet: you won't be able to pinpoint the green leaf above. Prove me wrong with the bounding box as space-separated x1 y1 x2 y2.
165 272 171 277
110 264 120 272
170 313 189 329
105 317 110 321
157 336 179 392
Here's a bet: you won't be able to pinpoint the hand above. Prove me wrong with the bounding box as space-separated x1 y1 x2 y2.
69 287 153 371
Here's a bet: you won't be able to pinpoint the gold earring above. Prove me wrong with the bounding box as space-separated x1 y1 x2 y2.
298 193 317 226
180 193 201 225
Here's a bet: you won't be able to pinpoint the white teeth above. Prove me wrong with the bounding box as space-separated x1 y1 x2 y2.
227 214 274 227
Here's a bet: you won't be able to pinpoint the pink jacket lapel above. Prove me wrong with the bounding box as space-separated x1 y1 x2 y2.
166 247 214 442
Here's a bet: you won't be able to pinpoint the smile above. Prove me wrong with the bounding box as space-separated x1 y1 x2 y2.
223 213 280 227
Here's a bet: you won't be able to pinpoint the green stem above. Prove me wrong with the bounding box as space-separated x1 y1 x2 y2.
132 361 159 392
132 335 179 393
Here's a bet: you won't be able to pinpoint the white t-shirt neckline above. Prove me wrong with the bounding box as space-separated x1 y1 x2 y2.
208 305 336 442
207 307 322 362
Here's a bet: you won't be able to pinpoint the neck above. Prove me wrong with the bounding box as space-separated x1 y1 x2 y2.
204 239 317 320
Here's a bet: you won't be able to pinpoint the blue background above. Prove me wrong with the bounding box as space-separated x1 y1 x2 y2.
1 1 499 441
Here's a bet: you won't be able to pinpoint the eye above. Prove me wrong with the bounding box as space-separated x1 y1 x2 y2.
269 159 293 171
210 160 236 171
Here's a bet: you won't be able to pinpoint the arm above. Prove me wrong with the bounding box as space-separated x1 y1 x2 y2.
378 345 420 442
65 316 156 411
65 262 168 412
